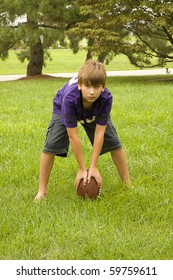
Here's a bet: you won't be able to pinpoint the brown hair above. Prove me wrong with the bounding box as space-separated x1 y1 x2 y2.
78 60 107 87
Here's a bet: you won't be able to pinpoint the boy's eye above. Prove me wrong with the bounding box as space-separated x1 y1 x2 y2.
84 83 90 87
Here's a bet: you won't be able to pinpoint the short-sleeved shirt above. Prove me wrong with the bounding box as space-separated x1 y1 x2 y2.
53 77 113 128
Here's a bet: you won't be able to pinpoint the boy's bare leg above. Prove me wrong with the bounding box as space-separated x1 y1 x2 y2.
111 148 131 187
35 152 55 201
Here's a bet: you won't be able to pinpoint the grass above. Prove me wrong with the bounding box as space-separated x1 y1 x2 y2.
1 48 173 75
0 75 173 260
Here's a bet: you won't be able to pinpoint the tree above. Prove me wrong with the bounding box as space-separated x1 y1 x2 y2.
68 0 173 67
68 0 131 63
0 0 80 76
124 0 173 67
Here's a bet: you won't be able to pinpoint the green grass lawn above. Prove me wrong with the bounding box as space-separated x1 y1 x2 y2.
1 48 173 75
0 75 173 260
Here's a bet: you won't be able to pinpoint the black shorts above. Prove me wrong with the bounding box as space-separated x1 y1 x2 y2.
42 114 122 157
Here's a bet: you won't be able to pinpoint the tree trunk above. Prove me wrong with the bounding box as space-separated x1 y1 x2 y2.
27 40 44 76
97 52 107 63
85 37 94 61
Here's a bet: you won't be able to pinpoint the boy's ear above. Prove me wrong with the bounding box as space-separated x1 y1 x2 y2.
78 83 81 90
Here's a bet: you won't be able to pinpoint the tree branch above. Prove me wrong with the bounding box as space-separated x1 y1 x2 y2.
162 25 173 45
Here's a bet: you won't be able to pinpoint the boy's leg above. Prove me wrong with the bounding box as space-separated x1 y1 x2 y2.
35 152 55 201
82 119 131 187
111 147 131 187
35 114 69 201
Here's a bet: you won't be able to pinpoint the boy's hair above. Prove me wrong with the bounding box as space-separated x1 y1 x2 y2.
78 60 107 87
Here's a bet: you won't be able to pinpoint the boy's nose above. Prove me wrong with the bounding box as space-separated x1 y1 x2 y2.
89 87 95 95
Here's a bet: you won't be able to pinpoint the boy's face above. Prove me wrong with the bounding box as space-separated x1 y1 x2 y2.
78 82 105 105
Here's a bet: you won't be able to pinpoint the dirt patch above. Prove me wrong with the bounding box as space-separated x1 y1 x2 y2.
146 77 173 83
18 74 60 81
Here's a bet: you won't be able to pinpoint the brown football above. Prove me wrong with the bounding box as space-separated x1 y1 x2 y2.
77 177 101 199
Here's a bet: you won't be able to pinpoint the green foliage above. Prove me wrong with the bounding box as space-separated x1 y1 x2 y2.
16 48 30 62
69 0 173 67
0 76 173 259
0 27 16 59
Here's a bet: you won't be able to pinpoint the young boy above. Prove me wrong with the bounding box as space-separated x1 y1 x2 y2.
35 60 131 201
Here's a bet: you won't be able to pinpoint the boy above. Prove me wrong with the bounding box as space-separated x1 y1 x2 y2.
35 60 131 201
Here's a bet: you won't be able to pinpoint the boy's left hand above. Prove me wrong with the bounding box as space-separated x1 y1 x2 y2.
88 167 102 188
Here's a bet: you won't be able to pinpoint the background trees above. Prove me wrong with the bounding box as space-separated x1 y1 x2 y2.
0 0 173 76
70 0 173 67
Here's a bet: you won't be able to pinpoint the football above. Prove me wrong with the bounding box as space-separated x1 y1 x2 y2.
77 177 101 199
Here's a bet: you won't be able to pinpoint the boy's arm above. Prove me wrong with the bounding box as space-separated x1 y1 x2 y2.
88 124 107 187
67 127 87 188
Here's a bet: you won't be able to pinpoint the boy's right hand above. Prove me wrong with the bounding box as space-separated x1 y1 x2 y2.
75 169 88 189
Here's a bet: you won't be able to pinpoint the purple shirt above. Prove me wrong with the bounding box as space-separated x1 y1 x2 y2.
53 77 113 128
